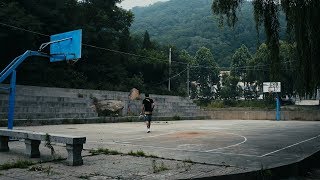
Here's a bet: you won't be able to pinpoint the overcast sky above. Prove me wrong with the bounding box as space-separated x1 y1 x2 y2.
118 0 168 10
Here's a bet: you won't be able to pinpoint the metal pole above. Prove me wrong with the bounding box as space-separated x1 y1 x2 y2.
187 64 190 97
276 94 280 121
168 48 171 91
8 70 16 129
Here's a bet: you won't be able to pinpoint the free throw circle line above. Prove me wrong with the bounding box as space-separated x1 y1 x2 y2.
205 131 247 152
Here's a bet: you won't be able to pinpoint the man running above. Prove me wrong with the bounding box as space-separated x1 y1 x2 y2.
142 93 154 133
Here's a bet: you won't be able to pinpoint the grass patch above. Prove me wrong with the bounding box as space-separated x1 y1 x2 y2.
0 160 35 170
127 150 158 158
89 148 121 155
78 175 90 179
78 173 100 179
29 165 54 176
172 115 181 120
152 160 169 173
147 154 159 158
207 101 225 108
44 133 55 156
128 150 146 157
90 148 158 159
182 158 194 164
259 164 273 178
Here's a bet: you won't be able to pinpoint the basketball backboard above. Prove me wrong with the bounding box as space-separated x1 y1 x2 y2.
50 29 82 62
263 82 281 93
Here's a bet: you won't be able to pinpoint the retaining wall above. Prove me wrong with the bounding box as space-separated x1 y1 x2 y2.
0 85 206 124
206 109 320 121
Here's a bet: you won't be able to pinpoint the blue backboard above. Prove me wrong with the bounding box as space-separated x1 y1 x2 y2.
50 29 82 62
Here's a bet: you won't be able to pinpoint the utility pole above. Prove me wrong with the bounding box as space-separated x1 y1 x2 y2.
187 64 190 97
168 48 171 91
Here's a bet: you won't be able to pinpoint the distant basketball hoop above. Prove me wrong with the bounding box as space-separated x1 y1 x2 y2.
263 82 281 93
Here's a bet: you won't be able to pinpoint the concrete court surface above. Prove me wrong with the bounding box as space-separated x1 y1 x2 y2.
1 120 320 179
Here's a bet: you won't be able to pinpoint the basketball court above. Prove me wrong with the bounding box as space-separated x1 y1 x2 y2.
13 120 320 172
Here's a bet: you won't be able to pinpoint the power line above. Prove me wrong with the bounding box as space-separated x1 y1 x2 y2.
0 21 183 64
153 67 188 86
0 22 50 37
0 21 298 71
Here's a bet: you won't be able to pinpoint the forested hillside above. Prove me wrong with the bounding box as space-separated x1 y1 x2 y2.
131 0 286 67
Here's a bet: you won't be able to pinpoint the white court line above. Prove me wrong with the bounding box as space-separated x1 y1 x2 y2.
260 134 320 157
205 132 247 152
116 129 248 153
87 140 259 157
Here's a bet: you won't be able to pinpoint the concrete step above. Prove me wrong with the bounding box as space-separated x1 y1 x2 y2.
0 100 90 108
0 112 98 119
0 107 95 114
1 85 203 120
0 95 90 103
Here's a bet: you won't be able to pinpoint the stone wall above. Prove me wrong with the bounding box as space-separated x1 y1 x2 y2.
0 85 206 122
206 109 320 121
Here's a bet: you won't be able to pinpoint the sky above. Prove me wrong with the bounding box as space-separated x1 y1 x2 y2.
118 0 168 10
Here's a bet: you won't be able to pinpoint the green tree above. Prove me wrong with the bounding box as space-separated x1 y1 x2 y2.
220 73 242 100
231 44 252 83
279 41 296 96
142 30 152 49
192 47 220 100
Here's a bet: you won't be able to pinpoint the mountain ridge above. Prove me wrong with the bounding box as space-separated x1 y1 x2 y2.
131 0 286 66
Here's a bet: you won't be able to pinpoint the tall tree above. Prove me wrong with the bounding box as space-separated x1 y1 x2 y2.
193 47 220 100
142 30 152 50
231 44 252 83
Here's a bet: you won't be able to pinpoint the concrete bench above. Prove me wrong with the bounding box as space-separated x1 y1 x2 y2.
0 129 86 166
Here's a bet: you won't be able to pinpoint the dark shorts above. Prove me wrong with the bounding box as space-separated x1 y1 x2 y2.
144 114 152 122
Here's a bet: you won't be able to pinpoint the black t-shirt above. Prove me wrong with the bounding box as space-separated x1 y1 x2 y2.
143 98 154 112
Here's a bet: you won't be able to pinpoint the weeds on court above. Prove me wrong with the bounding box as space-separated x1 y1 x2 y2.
259 164 273 179
51 155 65 162
78 175 90 179
128 150 145 156
44 133 55 156
89 148 121 155
152 160 169 173
147 154 159 158
29 165 55 176
183 158 194 164
0 160 35 170
176 162 192 171
78 173 100 179
90 148 158 159
173 115 181 120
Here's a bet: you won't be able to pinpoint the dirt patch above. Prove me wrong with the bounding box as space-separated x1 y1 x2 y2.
169 131 209 139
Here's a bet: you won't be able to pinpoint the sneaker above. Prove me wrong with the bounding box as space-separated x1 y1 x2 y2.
147 129 150 133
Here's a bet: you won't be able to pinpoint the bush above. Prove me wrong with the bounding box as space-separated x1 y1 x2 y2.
206 100 274 109
207 101 224 108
